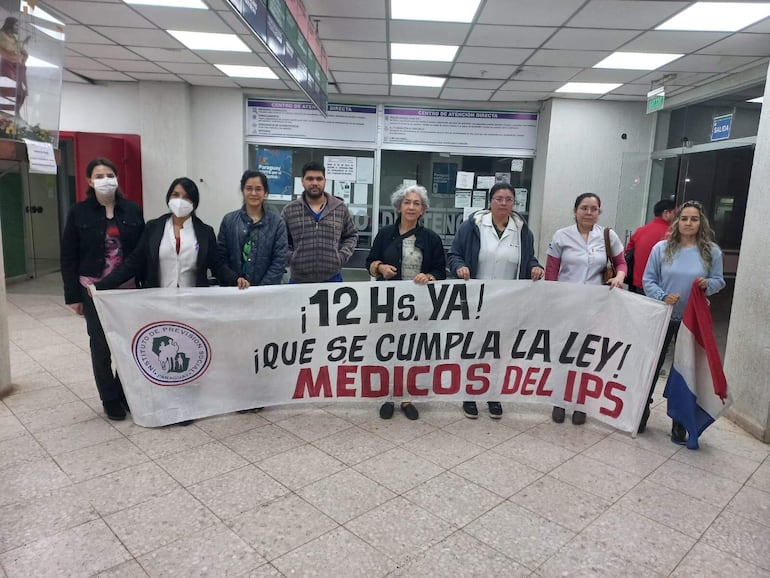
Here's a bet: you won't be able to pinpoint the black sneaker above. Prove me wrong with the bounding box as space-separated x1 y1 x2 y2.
671 422 687 445
379 402 395 420
103 400 126 421
463 401 479 419
401 402 419 420
572 410 587 425
551 406 565 423
487 402 503 419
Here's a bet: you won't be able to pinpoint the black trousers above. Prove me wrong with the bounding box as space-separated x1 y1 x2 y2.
646 319 681 405
81 287 125 403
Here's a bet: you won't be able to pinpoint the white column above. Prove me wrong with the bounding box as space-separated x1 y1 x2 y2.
0 219 12 396
723 64 770 442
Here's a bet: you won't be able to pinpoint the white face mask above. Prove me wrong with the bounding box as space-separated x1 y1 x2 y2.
92 177 118 198
168 198 194 218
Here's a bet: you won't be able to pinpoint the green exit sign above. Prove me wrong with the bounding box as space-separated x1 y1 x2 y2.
647 87 665 114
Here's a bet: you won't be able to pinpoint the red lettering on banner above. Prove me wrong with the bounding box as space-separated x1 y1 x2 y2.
336 365 357 397
500 365 553 398
433 364 461 395
501 366 522 394
361 366 389 397
564 369 576 402
576 373 603 404
293 367 332 398
393 366 404 397
536 368 553 397
601 381 626 418
406 366 430 396
466 363 490 395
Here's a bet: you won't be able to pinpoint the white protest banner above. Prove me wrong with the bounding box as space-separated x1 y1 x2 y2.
92 281 671 429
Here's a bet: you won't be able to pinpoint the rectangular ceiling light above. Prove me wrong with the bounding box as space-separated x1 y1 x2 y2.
168 30 250 52
747 96 764 103
392 73 445 87
594 51 683 71
556 82 622 94
391 0 481 23
124 0 207 8
391 43 458 62
656 2 770 32
215 64 279 79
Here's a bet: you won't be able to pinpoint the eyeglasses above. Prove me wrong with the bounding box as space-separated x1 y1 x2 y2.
577 206 600 213
244 186 265 193
492 197 514 204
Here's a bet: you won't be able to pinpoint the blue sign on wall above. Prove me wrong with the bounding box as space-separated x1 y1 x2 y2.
711 113 732 142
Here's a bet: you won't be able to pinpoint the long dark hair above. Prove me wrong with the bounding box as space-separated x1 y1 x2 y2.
85 157 122 199
165 177 200 212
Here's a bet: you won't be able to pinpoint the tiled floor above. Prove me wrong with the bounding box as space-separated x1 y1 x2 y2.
2 275 770 577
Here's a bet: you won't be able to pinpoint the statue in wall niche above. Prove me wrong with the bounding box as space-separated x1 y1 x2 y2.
0 16 29 118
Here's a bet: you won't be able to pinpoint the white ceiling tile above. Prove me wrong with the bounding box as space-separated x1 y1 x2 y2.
451 62 517 79
327 57 388 73
71 69 136 81
389 21 470 44
238 35 269 54
63 70 89 83
127 72 184 82
322 40 387 59
466 25 556 48
157 62 221 75
332 71 389 84
130 6 231 32
697 33 770 57
600 93 645 101
440 88 494 100
48 1 154 27
336 83 388 96
457 47 533 65
513 66 582 81
61 24 113 45
632 70 718 86
743 18 770 33
197 52 268 66
64 55 111 70
660 55 760 73
569 69 649 83
568 1 689 29
179 74 239 87
390 61 452 75
97 28 181 49
389 85 442 98
444 78 504 90
491 91 550 101
621 31 730 53
527 49 610 67
68 43 144 59
234 78 289 89
479 0 585 26
205 0 231 10
327 83 339 94
499 80 564 92
316 18 385 42
610 83 652 96
305 0 386 18
217 11 255 36
98 59 168 73
544 28 640 51
130 46 206 63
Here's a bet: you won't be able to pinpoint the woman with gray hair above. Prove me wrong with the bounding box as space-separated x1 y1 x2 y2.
365 183 447 420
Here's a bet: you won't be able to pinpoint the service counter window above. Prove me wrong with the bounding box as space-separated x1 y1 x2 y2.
378 151 534 247
247 144 375 279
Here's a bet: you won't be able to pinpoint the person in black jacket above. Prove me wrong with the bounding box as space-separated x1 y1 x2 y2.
365 183 446 421
60 157 145 420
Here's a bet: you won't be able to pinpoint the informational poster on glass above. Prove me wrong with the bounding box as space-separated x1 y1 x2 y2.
257 147 293 199
247 100 377 143
383 107 538 152
432 162 458 194
324 156 356 181
515 188 528 213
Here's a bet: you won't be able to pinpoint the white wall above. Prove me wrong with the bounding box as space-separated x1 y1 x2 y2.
533 98 655 260
61 83 141 134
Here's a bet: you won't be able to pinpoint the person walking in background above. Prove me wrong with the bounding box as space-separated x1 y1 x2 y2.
61 157 144 421
218 170 288 287
281 161 358 283
366 183 446 421
641 200 725 442
545 192 626 425
626 199 675 292
448 183 544 420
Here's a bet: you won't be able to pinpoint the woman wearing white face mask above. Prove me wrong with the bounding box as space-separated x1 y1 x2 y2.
61 157 145 421
96 177 249 291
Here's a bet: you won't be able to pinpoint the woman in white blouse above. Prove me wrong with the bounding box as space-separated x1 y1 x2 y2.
95 177 249 291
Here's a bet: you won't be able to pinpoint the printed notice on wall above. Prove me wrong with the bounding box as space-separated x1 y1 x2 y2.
383 107 538 152
247 100 377 143
472 190 487 208
24 139 57 175
454 190 472 208
515 188 528 213
476 176 495 190
456 171 475 189
355 157 374 184
511 159 524 172
324 156 356 181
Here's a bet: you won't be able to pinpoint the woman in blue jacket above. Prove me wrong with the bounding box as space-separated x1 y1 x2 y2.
218 170 288 287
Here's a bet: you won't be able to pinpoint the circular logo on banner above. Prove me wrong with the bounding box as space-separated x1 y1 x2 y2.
132 322 211 386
